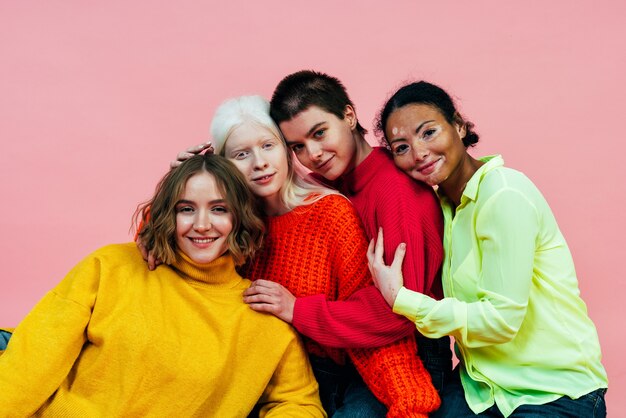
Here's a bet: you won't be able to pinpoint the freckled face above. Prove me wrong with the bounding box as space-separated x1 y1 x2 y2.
175 172 233 264
278 106 358 181
385 104 466 188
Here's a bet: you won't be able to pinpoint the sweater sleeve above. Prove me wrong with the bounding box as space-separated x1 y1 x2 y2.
294 199 440 416
376 178 444 298
292 200 415 348
393 188 537 347
348 337 440 417
259 334 327 418
0 254 100 416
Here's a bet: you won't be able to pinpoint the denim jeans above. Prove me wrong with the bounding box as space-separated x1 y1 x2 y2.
308 355 386 417
0 329 11 350
416 334 453 393
432 368 607 418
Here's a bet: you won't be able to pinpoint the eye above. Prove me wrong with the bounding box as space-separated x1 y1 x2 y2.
290 143 304 153
233 151 249 160
211 205 229 214
392 144 410 156
313 129 325 139
262 142 275 150
422 128 437 140
176 205 195 214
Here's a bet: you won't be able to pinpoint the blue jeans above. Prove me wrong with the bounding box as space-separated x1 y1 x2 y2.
0 329 11 350
309 355 386 417
432 368 607 417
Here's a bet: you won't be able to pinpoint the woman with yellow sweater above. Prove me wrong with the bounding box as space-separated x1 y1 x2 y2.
165 95 441 417
0 154 324 417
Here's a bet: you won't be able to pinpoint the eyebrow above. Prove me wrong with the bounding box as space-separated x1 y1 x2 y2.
175 199 227 205
285 121 327 146
389 120 435 144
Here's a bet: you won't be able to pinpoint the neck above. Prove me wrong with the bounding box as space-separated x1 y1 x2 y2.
350 132 373 171
439 152 484 206
262 193 290 216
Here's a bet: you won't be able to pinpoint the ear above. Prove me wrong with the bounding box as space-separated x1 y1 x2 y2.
453 112 467 139
344 105 358 130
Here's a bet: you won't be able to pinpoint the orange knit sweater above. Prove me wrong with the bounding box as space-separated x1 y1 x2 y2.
244 195 440 417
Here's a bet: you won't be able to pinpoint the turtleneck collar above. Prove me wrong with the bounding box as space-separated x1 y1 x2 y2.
339 147 390 195
171 251 242 289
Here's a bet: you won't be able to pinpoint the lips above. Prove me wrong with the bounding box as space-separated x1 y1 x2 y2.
189 237 217 243
416 158 440 176
188 237 219 248
252 172 275 184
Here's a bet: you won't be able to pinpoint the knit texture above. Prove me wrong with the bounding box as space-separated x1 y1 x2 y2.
245 195 440 416
0 244 324 417
297 148 446 350
338 147 444 300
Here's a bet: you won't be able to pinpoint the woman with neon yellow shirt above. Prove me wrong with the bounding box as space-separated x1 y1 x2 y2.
369 81 608 417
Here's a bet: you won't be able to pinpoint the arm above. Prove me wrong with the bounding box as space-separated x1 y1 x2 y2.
0 254 100 415
379 189 538 348
348 338 440 418
292 202 416 348
375 178 444 297
318 201 439 417
258 335 326 418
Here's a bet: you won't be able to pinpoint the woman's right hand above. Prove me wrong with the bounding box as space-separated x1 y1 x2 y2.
170 141 214 169
367 228 406 308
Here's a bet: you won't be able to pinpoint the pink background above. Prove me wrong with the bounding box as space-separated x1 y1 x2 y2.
1 0 624 412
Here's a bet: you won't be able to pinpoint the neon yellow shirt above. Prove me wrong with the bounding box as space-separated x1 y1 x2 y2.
393 155 607 417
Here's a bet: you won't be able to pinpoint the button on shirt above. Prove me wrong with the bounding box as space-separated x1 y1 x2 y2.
393 155 607 417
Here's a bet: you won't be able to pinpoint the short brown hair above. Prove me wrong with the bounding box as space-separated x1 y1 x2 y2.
135 154 264 266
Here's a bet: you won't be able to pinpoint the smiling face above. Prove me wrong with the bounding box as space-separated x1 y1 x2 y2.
278 105 359 181
222 123 289 211
175 171 233 264
385 103 467 188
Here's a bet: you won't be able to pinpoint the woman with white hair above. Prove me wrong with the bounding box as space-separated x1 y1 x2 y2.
158 95 442 417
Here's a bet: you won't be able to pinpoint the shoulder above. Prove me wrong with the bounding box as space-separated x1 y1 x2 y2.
70 243 146 275
479 166 541 203
369 149 438 201
313 194 363 226
88 243 143 264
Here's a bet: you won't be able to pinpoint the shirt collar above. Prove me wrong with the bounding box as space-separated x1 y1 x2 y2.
437 155 504 205
461 155 503 201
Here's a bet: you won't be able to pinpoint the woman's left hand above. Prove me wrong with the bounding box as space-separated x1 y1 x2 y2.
367 228 406 308
243 279 296 323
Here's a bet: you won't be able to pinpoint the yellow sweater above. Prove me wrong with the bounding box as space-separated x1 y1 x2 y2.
0 243 324 417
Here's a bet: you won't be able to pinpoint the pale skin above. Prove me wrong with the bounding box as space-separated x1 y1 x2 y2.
151 105 373 323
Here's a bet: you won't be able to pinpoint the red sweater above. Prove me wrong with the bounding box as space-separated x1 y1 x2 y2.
295 147 445 347
244 194 439 417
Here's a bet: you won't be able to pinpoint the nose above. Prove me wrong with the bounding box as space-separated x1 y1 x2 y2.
306 141 323 161
252 149 269 170
194 210 212 232
412 143 429 162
